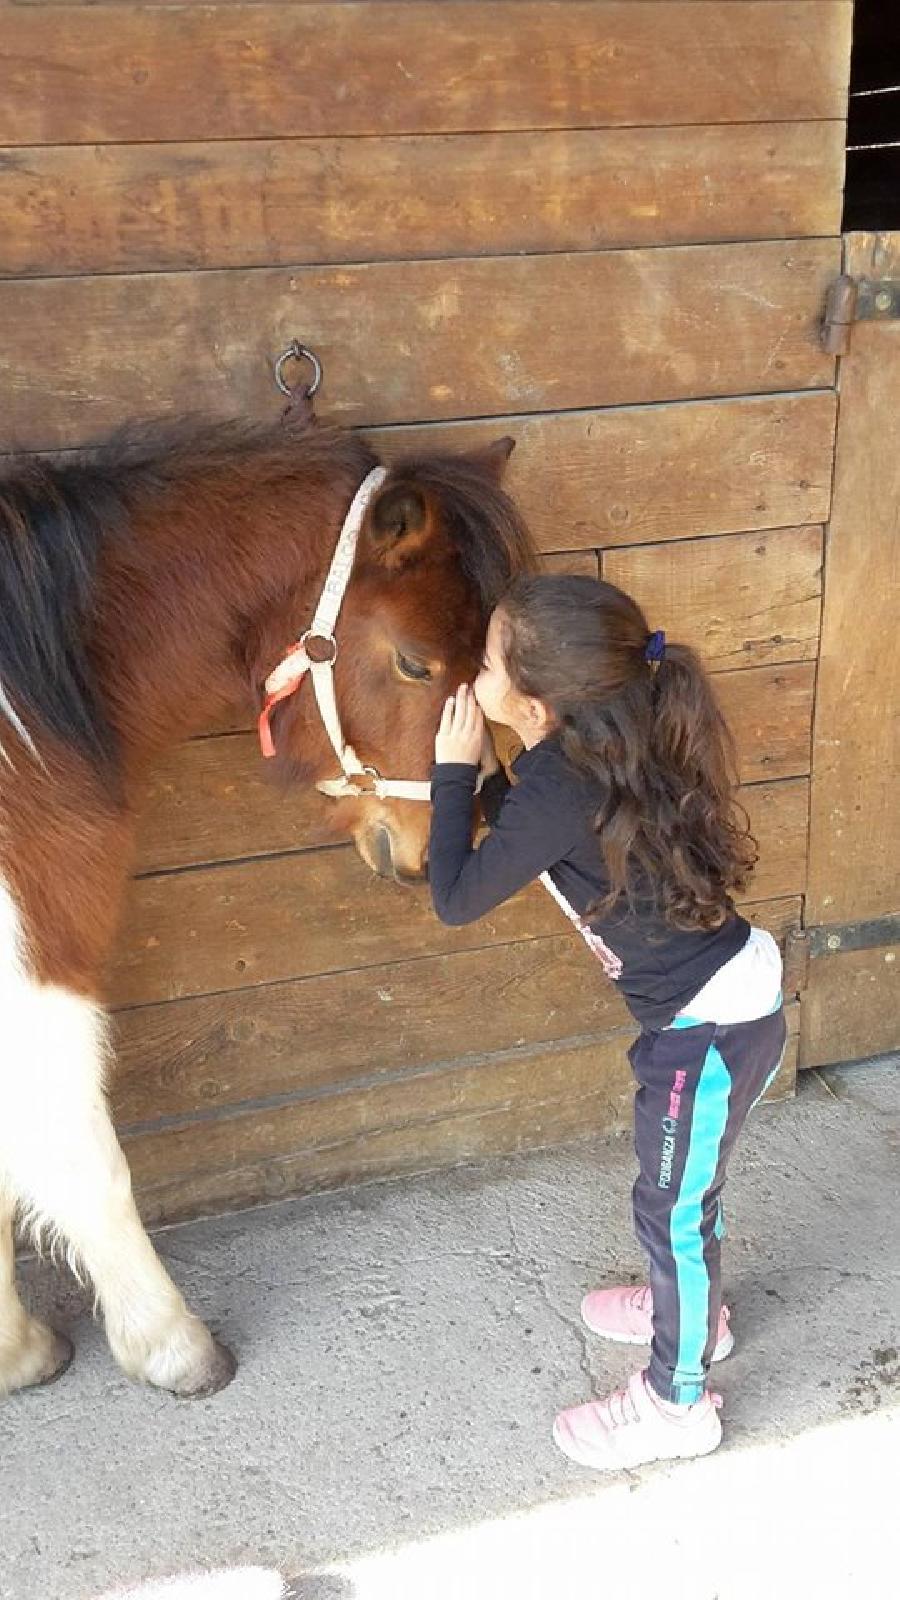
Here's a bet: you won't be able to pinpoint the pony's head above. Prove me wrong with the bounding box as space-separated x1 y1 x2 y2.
258 438 535 881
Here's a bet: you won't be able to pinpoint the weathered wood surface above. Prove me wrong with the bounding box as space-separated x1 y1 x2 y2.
112 897 802 1126
540 551 600 578
123 1022 798 1228
714 662 814 781
6 393 834 556
0 122 845 278
135 662 812 875
800 946 899 1068
0 241 838 451
113 777 808 1009
379 392 836 552
122 1034 637 1225
603 524 824 669
0 4 852 146
806 234 900 929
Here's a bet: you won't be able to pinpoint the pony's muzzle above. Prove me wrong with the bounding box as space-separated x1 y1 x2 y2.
362 822 428 886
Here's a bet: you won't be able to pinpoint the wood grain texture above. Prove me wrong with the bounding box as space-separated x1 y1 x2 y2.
123 1034 638 1225
800 946 899 1068
377 391 837 550
540 551 600 578
122 1015 797 1227
0 121 845 279
112 935 631 1125
0 241 838 451
0 4 852 146
133 663 811 875
112 778 808 1009
132 735 338 873
715 662 814 782
112 896 802 1124
603 525 824 669
807 233 900 926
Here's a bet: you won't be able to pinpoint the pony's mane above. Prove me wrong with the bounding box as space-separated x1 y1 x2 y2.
0 414 373 771
383 449 536 610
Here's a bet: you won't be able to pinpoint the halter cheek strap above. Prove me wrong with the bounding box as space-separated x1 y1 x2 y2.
258 466 442 804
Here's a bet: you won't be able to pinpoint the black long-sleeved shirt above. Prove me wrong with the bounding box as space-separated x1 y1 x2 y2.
429 734 750 1031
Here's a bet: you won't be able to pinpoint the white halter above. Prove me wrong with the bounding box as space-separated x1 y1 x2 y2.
258 467 434 803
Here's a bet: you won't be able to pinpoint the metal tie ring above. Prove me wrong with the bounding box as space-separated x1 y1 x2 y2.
273 340 324 400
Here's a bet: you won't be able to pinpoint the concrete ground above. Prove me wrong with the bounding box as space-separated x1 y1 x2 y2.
1 1060 898 1600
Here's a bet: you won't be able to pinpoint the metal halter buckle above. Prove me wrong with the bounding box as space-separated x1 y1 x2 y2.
349 767 382 797
299 628 338 666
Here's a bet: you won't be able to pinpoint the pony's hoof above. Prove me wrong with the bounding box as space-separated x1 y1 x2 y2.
36 1330 75 1387
0 1324 74 1397
174 1339 237 1400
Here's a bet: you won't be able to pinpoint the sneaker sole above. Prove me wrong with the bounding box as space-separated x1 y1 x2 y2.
581 1315 734 1364
553 1414 723 1470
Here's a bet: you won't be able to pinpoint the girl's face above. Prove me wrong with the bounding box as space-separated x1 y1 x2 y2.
474 608 554 747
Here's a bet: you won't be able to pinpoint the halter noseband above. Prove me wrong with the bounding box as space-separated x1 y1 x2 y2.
258 467 435 803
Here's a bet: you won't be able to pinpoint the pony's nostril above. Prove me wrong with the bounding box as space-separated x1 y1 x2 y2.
370 825 394 879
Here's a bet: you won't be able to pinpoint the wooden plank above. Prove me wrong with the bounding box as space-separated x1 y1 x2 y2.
112 843 567 1010
111 777 807 1008
800 946 899 1068
0 121 845 279
124 1036 638 1226
132 733 337 873
377 392 837 551
112 936 628 1125
540 551 600 578
807 233 900 926
137 663 810 875
4 392 834 547
112 895 801 1124
741 777 808 902
123 1013 798 1227
603 525 824 669
0 241 839 451
765 1029 798 1103
715 662 814 782
0 4 852 147
745 894 803 948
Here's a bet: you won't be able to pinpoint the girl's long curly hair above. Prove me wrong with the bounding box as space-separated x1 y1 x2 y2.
500 575 757 931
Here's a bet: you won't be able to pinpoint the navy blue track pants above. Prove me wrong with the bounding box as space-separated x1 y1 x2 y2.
628 1004 788 1404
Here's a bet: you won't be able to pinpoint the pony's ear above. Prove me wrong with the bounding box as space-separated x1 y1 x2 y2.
468 436 516 482
369 483 429 553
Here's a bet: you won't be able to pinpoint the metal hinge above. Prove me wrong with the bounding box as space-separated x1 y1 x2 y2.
783 912 900 997
821 275 900 354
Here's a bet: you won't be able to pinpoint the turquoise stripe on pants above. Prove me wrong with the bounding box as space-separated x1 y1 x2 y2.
667 1036 733 1403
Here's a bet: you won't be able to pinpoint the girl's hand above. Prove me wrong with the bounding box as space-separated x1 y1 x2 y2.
435 684 484 766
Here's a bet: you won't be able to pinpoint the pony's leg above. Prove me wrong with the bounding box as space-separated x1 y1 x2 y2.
0 986 235 1398
0 1181 74 1394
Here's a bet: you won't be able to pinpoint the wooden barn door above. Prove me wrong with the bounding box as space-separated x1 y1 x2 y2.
799 232 900 1066
0 0 856 1220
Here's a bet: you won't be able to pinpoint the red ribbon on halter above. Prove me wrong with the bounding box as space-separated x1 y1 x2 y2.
258 647 311 758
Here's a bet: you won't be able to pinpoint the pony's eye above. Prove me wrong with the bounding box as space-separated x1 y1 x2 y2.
396 652 432 682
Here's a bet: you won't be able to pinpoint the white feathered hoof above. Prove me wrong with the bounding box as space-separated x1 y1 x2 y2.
172 1338 237 1400
0 1319 74 1397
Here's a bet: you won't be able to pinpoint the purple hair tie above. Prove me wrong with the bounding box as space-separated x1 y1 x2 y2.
644 629 666 664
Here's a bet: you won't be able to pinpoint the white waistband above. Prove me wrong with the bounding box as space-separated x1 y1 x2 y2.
674 926 783 1026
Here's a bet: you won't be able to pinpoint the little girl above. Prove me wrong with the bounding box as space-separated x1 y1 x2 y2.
429 575 785 1472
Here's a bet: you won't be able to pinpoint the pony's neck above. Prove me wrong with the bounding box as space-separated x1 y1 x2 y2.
91 425 375 773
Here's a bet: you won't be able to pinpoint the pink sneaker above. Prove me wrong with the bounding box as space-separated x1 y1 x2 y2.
581 1284 734 1362
553 1369 723 1471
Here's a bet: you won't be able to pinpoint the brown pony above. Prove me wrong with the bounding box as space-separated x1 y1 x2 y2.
0 409 533 1399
